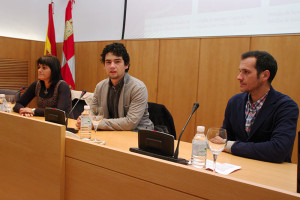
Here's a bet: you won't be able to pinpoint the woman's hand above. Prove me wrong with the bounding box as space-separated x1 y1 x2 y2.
19 107 34 117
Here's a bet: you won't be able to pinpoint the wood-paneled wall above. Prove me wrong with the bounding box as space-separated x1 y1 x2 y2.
197 37 250 131
1 34 299 163
157 38 200 141
0 36 44 108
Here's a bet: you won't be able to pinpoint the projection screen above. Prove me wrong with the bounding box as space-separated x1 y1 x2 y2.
124 0 300 39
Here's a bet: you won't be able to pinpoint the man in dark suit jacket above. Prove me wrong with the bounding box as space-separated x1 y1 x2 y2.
222 51 299 163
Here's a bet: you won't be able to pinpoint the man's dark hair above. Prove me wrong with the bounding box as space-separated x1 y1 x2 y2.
101 43 130 72
37 55 63 85
241 51 278 84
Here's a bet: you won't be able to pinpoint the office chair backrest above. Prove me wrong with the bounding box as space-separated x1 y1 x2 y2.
0 89 21 102
297 131 300 193
148 102 176 139
71 90 94 119
71 98 87 119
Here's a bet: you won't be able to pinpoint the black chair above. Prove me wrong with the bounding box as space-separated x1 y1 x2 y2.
0 89 21 102
148 102 176 139
70 98 87 119
297 131 300 193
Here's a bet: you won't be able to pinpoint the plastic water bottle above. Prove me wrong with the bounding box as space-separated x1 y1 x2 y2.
80 105 92 140
0 94 8 112
191 126 207 169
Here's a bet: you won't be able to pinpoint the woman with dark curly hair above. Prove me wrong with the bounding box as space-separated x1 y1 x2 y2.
14 55 72 117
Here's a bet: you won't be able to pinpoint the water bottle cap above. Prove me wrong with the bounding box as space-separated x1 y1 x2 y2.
0 94 5 97
84 105 90 110
197 126 205 132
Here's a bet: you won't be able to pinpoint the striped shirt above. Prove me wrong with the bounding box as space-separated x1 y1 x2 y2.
245 91 269 135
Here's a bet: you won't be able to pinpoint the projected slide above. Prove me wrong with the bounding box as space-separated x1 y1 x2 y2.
125 0 300 39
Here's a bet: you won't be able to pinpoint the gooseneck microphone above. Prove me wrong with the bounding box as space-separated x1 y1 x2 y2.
17 86 26 93
129 102 199 165
67 90 87 118
65 89 86 133
173 102 199 159
15 86 26 101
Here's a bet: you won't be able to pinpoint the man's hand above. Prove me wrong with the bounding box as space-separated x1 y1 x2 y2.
209 135 226 144
76 116 81 128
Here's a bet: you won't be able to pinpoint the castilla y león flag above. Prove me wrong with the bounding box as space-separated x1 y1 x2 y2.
44 2 57 56
61 0 75 89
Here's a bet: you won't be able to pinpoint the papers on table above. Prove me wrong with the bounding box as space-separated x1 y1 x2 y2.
66 131 80 139
205 159 241 175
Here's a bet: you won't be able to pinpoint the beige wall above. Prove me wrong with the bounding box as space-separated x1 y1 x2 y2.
1 34 299 163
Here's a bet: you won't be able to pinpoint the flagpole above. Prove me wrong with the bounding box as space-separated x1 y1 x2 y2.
51 0 54 15
121 0 127 40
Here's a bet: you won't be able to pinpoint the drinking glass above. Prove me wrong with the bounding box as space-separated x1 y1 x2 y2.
5 95 16 113
90 106 105 145
206 127 227 173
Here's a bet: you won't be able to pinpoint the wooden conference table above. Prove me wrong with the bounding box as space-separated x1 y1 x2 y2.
0 112 299 200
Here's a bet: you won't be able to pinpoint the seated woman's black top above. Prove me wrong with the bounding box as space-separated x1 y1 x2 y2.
14 80 72 116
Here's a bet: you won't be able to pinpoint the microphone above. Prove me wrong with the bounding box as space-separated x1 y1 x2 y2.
68 90 86 117
65 89 86 133
17 86 26 93
15 86 26 101
129 102 199 165
173 102 199 159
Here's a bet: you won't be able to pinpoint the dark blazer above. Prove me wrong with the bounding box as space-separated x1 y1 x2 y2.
222 87 299 163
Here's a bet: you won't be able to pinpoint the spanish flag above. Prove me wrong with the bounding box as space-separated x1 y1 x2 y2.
44 2 57 56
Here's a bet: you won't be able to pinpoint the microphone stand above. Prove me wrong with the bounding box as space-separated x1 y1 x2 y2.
14 86 26 102
174 113 194 159
17 86 26 93
65 90 86 133
130 102 199 165
173 102 199 160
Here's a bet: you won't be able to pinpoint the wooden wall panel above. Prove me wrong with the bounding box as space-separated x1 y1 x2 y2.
30 41 44 83
0 37 43 86
125 39 159 102
74 42 99 92
0 38 44 108
0 59 28 90
251 35 300 163
56 43 63 64
196 37 250 131
0 36 31 60
158 39 200 141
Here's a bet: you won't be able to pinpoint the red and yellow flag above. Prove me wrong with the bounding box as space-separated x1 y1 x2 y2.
44 2 57 56
61 0 75 89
